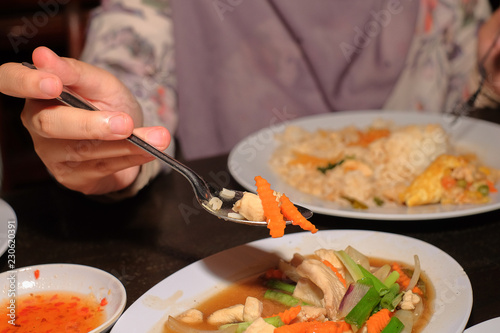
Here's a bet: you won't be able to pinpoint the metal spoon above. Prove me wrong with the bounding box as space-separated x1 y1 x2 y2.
22 63 313 226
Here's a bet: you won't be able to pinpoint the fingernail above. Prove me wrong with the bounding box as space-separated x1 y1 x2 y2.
145 128 167 147
39 78 58 96
108 114 129 135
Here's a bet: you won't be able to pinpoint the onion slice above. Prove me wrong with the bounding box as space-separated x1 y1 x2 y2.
338 282 371 318
166 316 237 333
406 255 421 291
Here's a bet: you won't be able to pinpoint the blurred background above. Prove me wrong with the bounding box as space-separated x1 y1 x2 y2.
0 0 499 195
0 0 99 194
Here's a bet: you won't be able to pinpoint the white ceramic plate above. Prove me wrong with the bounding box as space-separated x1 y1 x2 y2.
111 230 472 333
0 263 127 333
0 199 16 257
464 317 500 332
228 110 500 220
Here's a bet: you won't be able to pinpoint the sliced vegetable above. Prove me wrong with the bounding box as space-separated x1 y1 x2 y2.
166 316 237 333
441 175 457 189
380 283 402 311
317 159 345 174
374 196 385 206
366 308 391 333
478 184 489 196
280 193 318 233
345 245 371 270
338 282 371 318
255 176 286 238
358 264 388 295
381 316 405 333
341 195 369 209
264 290 307 307
383 271 400 288
391 262 422 295
221 316 284 333
273 305 301 325
345 286 381 329
406 255 421 292
335 250 364 282
322 259 347 288
266 279 296 294
274 320 351 333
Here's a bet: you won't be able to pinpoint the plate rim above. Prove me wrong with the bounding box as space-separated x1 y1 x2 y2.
227 110 500 220
111 229 473 333
0 198 17 257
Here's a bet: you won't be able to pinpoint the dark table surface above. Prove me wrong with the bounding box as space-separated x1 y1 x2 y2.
1 109 500 331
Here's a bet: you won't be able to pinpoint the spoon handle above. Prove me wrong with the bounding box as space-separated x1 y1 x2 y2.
22 62 212 202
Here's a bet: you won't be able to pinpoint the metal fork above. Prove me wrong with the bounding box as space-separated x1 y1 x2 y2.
450 29 500 125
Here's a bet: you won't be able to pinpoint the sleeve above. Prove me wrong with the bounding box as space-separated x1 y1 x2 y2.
79 0 177 198
383 0 492 113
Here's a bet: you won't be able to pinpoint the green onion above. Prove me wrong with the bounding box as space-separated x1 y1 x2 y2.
457 179 467 188
358 265 387 295
264 290 306 307
374 196 384 206
265 279 296 293
345 286 381 329
335 250 365 282
221 316 285 333
381 316 405 333
341 196 368 209
478 184 489 196
317 159 345 174
383 271 400 288
380 283 402 311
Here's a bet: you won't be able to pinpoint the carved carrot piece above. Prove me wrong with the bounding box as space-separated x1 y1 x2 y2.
280 193 317 233
366 308 391 333
255 176 286 238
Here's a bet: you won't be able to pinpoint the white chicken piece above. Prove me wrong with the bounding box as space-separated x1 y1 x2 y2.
295 305 327 323
176 308 204 324
244 317 276 333
232 192 265 221
278 253 306 282
400 290 421 310
292 278 324 307
296 259 347 320
243 297 263 322
314 249 345 276
207 304 244 326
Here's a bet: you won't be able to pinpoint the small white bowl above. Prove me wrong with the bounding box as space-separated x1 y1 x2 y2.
0 263 127 333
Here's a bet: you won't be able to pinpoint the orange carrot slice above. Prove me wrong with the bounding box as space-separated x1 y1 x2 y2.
366 308 392 333
322 260 347 288
255 176 286 238
280 194 318 233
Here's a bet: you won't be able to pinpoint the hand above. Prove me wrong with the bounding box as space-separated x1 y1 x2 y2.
478 7 500 95
0 46 171 195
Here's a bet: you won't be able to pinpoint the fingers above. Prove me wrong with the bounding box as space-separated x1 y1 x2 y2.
0 61 63 99
52 161 145 195
22 100 135 140
32 125 170 195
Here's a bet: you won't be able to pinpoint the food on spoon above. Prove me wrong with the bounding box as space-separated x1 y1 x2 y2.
164 246 431 333
269 120 500 209
232 176 317 238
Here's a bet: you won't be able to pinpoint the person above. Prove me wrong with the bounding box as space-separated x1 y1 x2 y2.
1 0 500 199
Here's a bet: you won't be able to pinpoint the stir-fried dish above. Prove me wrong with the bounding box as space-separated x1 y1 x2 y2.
269 120 500 209
164 246 432 333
